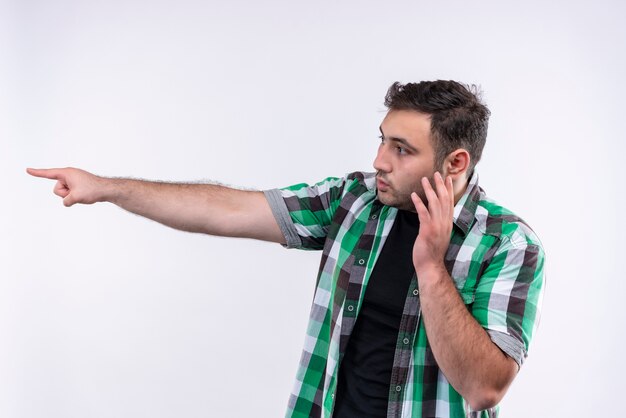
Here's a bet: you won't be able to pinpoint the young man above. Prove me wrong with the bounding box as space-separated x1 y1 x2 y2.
28 80 545 418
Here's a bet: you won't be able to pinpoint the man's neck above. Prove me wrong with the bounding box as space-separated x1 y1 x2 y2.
453 177 470 205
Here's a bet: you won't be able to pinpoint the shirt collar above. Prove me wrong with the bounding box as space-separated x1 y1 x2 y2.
452 171 481 236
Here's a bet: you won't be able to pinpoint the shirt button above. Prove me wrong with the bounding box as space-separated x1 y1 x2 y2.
331 393 335 399
403 338 410 345
358 259 365 265
371 214 377 219
347 305 354 312
413 289 419 296
395 385 402 392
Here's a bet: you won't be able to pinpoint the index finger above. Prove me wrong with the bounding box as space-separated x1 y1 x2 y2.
434 172 449 202
26 168 63 180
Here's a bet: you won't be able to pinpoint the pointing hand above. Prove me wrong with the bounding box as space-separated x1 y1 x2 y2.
27 167 109 207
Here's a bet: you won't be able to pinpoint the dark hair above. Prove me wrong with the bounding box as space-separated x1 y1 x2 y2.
384 80 490 175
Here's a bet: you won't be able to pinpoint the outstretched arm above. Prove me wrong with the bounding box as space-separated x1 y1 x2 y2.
411 172 518 411
27 167 286 244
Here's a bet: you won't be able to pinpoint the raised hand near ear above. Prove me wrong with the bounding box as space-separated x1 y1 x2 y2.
27 167 110 207
410 172 454 277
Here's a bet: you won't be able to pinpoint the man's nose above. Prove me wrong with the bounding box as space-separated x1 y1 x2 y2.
373 145 391 173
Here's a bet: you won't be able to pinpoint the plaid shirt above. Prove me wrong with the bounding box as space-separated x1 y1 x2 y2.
264 171 545 418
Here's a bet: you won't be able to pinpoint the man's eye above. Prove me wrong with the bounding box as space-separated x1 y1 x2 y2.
396 146 407 155
378 135 385 143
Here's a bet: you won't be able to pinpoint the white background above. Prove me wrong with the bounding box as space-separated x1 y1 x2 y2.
2 0 625 417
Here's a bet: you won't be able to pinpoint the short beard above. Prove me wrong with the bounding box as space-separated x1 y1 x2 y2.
376 178 434 212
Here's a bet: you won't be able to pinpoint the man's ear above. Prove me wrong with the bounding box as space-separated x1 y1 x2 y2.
444 149 471 179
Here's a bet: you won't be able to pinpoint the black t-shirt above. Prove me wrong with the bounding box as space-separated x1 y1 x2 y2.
333 209 420 418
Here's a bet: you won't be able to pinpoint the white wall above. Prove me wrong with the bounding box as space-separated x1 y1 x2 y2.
2 0 624 416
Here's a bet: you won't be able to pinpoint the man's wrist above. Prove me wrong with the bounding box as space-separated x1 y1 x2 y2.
415 261 449 288
101 177 123 204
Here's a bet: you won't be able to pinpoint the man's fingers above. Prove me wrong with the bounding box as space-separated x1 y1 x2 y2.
62 195 76 207
421 176 441 219
434 172 448 201
446 176 454 219
53 180 70 198
411 192 430 222
433 172 452 219
26 168 62 180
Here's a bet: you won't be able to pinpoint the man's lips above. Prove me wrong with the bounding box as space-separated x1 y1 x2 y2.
377 178 390 191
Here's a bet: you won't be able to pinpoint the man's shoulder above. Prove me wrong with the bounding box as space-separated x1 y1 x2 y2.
322 171 376 197
345 171 377 190
277 171 377 209
281 171 375 191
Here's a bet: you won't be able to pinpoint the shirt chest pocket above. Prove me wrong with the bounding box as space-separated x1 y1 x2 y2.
457 287 476 305
446 226 500 306
446 239 496 306
450 272 477 305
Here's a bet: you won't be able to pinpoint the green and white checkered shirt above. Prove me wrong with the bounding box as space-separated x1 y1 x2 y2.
264 171 545 418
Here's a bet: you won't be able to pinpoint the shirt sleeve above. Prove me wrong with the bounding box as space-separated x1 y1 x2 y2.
263 176 349 250
471 230 546 367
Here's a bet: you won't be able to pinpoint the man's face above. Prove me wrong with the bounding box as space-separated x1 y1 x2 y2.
373 109 439 211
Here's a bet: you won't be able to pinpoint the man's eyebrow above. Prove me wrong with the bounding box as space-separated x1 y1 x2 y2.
379 126 417 152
